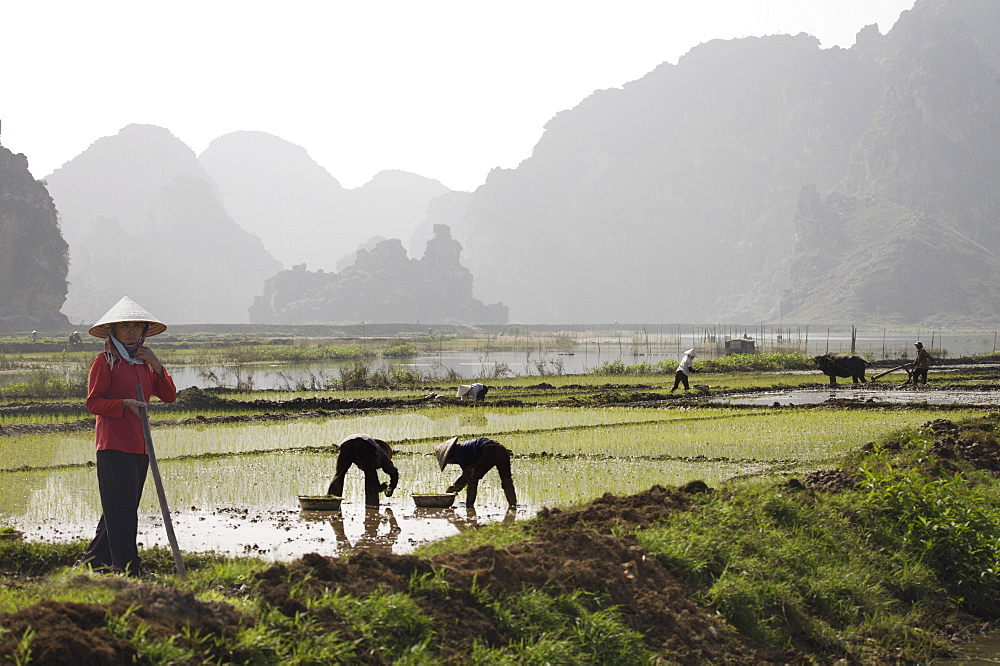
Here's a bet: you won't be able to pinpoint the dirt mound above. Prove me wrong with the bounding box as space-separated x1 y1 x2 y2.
0 600 136 664
252 483 758 662
432 530 755 662
799 469 860 492
926 418 1000 475
254 528 756 663
533 483 704 532
0 577 246 665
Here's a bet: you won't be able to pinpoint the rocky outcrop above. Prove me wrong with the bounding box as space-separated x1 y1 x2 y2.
250 224 507 324
0 146 70 330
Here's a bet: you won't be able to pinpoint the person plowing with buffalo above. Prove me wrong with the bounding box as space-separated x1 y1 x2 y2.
909 341 935 386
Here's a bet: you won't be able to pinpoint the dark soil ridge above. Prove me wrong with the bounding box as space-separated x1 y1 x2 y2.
0 576 247 665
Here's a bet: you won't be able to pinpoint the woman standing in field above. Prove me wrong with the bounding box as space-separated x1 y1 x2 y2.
80 296 176 578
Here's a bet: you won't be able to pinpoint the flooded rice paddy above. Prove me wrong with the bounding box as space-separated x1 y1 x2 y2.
2 388 993 560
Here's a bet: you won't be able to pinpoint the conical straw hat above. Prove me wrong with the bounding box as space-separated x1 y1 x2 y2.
435 436 459 471
88 296 167 338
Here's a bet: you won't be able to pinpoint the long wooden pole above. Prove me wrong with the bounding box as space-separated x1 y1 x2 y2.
136 385 187 579
871 363 911 381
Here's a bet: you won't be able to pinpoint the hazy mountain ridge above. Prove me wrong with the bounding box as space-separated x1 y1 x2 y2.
0 146 69 330
42 125 282 324
250 224 507 325
44 125 219 246
32 125 471 326
462 0 1000 325
12 0 999 328
199 132 451 271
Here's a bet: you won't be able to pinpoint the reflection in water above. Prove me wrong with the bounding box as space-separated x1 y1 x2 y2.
296 504 525 557
327 507 401 553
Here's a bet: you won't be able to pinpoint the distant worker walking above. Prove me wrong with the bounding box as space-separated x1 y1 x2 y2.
670 348 698 392
327 434 398 506
910 341 935 386
435 436 516 508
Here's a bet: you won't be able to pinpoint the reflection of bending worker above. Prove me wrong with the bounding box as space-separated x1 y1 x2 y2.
435 436 516 508
329 507 401 553
327 434 398 506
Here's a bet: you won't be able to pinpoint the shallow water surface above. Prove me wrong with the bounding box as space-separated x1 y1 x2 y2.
16 502 524 561
3 450 751 561
717 388 1000 407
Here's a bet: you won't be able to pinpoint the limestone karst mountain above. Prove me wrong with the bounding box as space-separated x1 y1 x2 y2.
460 0 1000 326
43 125 281 325
17 0 999 328
0 145 69 331
44 125 218 248
199 131 450 271
250 224 507 324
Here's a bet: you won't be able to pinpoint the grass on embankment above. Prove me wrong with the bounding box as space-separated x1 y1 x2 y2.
3 415 1000 663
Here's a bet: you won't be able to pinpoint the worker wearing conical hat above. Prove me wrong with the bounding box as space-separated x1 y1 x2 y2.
435 436 517 508
670 349 698 393
80 296 176 578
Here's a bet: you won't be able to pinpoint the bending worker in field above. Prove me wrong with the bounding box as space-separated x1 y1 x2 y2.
327 434 398 506
435 436 517 508
670 348 698 392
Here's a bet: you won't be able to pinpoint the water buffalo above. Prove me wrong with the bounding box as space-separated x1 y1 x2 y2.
812 353 872 386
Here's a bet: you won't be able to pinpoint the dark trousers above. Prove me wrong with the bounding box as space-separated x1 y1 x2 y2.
672 370 690 391
912 368 928 384
465 444 517 507
83 449 149 575
328 438 383 506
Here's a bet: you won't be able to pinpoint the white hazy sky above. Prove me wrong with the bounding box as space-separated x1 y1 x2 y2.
3 0 915 192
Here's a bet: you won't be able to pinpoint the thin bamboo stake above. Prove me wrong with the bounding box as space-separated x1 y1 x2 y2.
136 385 186 580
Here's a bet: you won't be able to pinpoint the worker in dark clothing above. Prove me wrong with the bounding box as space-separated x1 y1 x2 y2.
327 434 398 506
910 341 935 385
435 436 517 508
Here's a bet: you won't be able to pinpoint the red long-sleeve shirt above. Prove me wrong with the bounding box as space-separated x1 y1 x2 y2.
86 355 177 454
